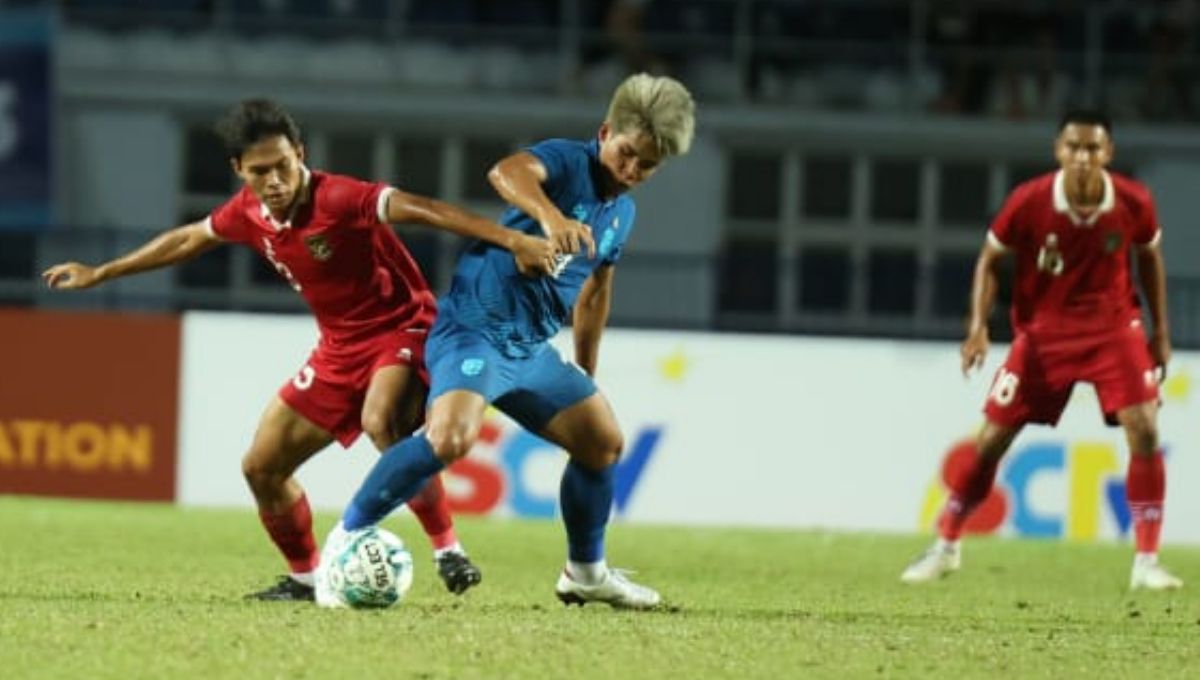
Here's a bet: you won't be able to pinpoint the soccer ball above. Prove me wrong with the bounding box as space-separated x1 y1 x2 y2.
324 527 414 608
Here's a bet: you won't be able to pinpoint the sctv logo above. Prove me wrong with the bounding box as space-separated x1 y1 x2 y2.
918 437 1152 539
443 417 663 518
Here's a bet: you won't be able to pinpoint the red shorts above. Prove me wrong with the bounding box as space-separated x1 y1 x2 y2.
983 322 1158 427
278 326 429 447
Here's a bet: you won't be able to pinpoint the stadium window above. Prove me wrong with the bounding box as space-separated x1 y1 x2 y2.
718 237 778 313
1007 162 1046 192
177 247 232 290
176 209 231 289
463 139 515 202
869 159 919 224
393 138 442 197
184 125 233 195
798 246 850 312
932 252 976 319
728 152 782 221
0 231 35 281
938 162 989 228
801 156 851 220
867 249 917 314
326 133 376 179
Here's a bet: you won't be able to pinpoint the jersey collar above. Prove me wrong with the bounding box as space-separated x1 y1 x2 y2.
1053 169 1114 226
259 165 313 231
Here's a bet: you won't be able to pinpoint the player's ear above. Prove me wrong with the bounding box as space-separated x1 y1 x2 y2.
598 122 611 143
229 156 242 175
295 144 306 164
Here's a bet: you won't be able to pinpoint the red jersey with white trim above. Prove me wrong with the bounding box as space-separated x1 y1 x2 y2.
988 170 1159 336
206 170 436 342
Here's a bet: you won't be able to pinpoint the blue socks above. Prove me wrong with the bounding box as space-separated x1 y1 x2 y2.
342 434 445 530
559 460 614 563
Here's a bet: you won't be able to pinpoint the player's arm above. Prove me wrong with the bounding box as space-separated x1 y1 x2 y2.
42 221 220 290
573 264 615 377
961 237 1008 375
488 152 595 258
1135 235 1171 373
384 189 555 276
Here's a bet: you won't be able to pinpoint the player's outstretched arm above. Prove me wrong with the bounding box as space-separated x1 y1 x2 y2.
384 189 556 276
488 152 595 258
1135 240 1171 374
572 265 615 377
42 221 220 290
961 240 1007 375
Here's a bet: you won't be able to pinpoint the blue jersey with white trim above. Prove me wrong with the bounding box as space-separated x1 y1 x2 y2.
438 138 636 358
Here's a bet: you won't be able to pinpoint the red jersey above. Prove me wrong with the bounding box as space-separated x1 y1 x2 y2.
988 170 1159 336
205 168 436 342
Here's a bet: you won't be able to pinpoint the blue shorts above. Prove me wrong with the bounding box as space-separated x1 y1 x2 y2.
426 320 597 433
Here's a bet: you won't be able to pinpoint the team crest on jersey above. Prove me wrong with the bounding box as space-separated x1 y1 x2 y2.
1103 231 1123 253
571 204 588 221
304 235 333 261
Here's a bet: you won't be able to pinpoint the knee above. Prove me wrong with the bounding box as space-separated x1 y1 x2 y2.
361 412 393 451
424 418 477 463
576 428 624 470
1128 420 1159 454
241 449 286 493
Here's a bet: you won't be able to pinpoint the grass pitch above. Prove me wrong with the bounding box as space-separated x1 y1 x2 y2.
1 496 1198 679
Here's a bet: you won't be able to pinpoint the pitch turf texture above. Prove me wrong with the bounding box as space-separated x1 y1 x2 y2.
2 497 1198 679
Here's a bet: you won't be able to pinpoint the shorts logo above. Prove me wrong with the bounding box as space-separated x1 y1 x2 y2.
571 204 588 221
461 358 485 376
304 234 333 261
398 348 413 361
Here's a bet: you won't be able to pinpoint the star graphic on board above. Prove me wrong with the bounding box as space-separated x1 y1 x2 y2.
658 347 691 382
1162 370 1190 403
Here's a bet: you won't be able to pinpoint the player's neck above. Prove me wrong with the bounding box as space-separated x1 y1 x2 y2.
1064 171 1105 213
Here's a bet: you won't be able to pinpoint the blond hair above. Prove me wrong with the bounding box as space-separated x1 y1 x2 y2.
605 73 696 157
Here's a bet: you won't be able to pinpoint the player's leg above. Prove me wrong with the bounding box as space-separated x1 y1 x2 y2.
342 389 487 531
361 364 481 594
901 421 1021 584
1096 325 1179 589
243 396 335 600
532 392 659 609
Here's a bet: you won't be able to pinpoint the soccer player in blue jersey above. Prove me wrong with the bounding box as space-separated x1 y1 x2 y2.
314 73 695 609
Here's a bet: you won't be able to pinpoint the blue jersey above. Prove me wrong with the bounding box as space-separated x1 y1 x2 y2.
438 138 636 357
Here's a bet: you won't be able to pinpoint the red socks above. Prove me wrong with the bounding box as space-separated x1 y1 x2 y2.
407 474 459 551
1126 450 1165 554
259 494 319 574
937 445 1000 542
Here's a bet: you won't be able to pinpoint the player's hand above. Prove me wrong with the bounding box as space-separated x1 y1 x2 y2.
1149 332 1171 381
542 214 595 259
42 262 102 290
511 233 557 277
960 326 989 376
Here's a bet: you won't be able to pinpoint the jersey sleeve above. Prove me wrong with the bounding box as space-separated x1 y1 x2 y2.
525 139 574 196
334 176 392 228
987 185 1027 250
1131 186 1161 246
206 192 251 243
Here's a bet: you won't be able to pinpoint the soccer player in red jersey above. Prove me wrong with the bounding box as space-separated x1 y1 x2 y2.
43 99 556 600
901 110 1181 590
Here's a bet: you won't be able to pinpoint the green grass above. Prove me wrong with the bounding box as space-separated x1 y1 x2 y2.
1 497 1198 679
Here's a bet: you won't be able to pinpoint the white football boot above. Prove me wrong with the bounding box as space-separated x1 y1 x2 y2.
314 522 353 608
1129 555 1183 591
555 568 662 610
900 541 962 584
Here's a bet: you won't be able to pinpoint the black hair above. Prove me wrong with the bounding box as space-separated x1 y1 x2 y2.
1058 109 1113 136
214 98 302 161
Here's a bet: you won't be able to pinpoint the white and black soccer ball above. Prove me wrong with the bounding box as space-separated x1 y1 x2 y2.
325 527 414 608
